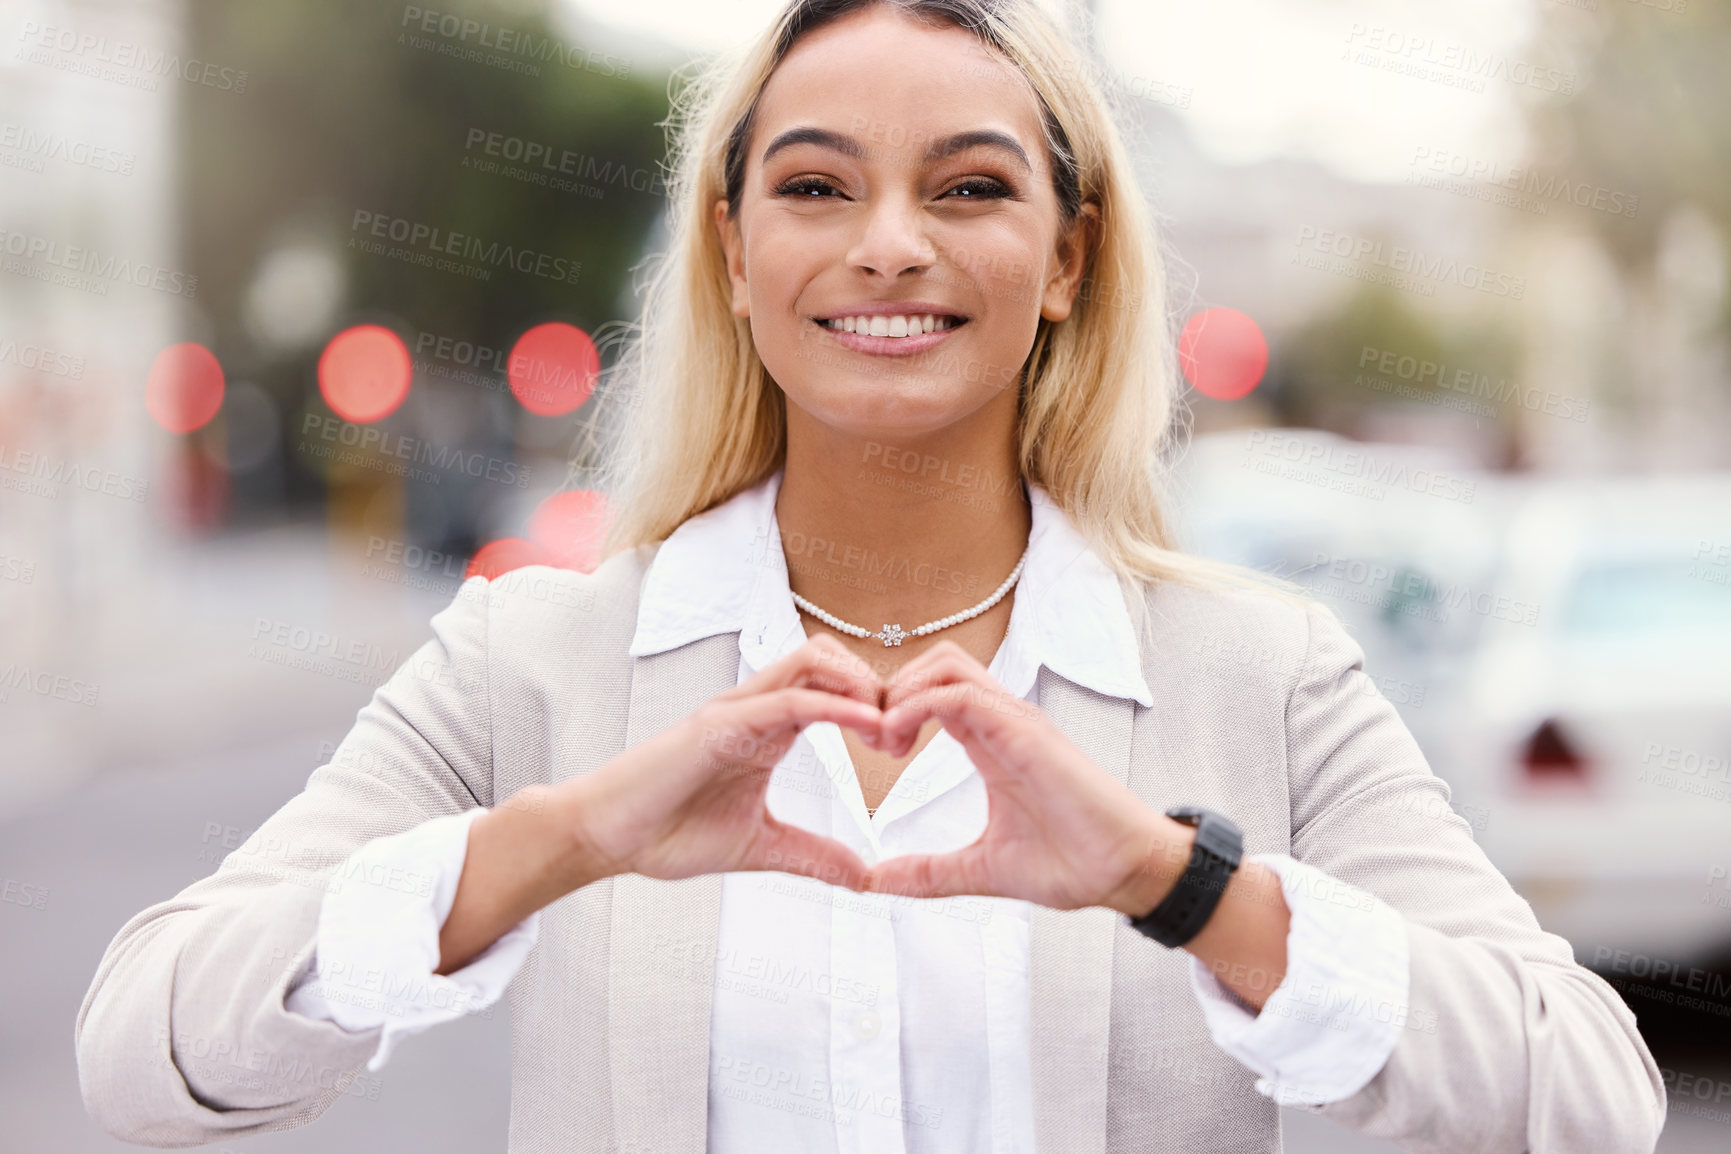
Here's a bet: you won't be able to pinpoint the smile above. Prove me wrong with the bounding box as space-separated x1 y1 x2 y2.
821 314 964 337
811 313 969 357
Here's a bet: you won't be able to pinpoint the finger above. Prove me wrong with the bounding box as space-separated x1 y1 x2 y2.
748 819 871 891
882 640 990 704
867 843 990 902
719 632 882 708
880 680 1034 758
706 686 887 765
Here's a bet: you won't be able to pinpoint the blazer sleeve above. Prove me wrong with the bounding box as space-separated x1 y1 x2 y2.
1284 598 1667 1154
74 576 497 1147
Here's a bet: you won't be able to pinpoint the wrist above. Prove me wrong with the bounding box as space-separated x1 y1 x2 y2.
467 785 617 919
533 780 623 896
1101 813 1197 919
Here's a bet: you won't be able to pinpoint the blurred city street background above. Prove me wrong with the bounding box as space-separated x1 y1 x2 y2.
3 0 1730 1150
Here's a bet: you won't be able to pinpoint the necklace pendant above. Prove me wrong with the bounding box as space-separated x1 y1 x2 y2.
879 623 906 647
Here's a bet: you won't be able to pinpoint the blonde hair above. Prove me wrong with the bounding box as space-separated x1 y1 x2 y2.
586 0 1310 646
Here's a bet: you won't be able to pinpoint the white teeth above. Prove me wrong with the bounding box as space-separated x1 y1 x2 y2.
824 313 961 337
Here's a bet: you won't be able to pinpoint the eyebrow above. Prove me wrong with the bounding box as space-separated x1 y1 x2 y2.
759 126 1032 173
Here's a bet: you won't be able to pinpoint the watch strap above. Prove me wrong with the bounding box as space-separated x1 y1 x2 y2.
1127 807 1243 949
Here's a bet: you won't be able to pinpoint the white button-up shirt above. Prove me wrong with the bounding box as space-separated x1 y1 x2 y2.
286 468 1410 1150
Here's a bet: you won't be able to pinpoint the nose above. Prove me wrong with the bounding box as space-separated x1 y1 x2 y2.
846 193 935 278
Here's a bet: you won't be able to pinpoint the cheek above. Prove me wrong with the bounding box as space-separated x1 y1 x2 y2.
976 253 1043 313
934 217 1046 305
744 234 823 317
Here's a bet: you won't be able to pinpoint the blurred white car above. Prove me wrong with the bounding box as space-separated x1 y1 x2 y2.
1173 431 1731 963
1428 475 1731 964
1170 427 1497 736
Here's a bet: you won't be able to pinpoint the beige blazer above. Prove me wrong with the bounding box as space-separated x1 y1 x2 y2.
75 543 1667 1153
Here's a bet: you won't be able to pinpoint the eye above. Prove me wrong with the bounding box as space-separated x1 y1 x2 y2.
941 177 1012 200
774 176 843 199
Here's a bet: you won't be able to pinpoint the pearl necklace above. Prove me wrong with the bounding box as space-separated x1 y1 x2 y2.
789 544 1030 647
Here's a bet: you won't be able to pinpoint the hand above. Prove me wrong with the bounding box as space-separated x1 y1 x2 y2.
864 640 1190 915
571 632 890 891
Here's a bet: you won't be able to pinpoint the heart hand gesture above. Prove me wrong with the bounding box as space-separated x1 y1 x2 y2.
863 641 1185 916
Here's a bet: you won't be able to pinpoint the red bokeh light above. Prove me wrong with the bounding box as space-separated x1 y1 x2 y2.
465 537 552 580
145 343 225 433
318 325 412 423
508 322 599 416
1178 308 1268 401
529 489 611 573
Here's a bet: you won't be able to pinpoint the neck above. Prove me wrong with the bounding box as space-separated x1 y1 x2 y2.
774 407 1032 631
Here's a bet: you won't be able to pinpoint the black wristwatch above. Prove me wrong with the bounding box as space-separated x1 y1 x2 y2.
1126 806 1243 948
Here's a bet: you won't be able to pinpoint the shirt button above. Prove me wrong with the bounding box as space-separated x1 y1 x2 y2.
853 1010 881 1039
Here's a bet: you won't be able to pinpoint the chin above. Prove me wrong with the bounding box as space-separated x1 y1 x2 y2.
786 375 997 438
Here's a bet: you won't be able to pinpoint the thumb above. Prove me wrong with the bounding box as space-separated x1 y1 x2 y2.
747 818 871 892
867 844 988 902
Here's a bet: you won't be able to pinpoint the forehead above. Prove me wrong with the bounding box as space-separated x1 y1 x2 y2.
751 6 1046 164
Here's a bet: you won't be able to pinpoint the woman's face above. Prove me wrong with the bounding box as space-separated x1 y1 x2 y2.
715 4 1095 442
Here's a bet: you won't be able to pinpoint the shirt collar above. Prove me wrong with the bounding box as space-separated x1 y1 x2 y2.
627 468 1153 708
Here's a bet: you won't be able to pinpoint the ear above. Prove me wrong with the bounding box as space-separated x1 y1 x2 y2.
713 198 750 319
1039 199 1101 324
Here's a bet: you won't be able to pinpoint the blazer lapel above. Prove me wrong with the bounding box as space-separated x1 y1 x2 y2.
608 632 740 1154
1029 668 1138 1154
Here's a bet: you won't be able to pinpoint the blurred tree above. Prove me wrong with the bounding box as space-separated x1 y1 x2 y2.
180 0 673 542
1266 282 1521 465
1525 0 1731 465
1533 0 1731 284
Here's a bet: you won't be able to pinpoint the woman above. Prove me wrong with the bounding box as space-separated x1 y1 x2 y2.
77 1 1665 1151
